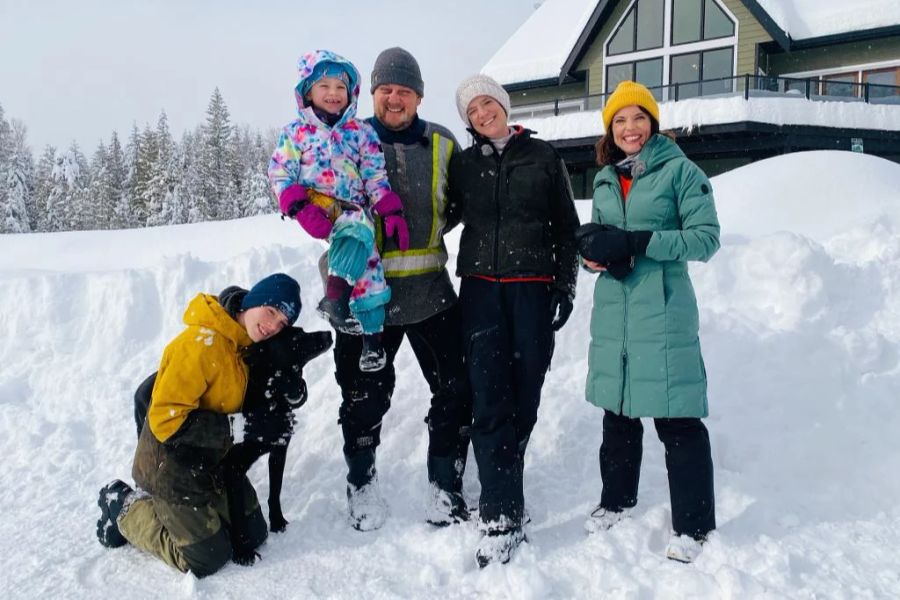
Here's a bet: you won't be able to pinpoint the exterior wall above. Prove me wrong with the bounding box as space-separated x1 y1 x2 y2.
721 0 771 74
766 37 900 75
508 81 587 106
578 0 630 97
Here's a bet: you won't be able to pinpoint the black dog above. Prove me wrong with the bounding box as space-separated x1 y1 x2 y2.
132 326 333 564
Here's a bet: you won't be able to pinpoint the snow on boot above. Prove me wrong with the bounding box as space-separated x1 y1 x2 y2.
425 485 469 527
96 479 133 548
584 505 632 534
665 533 705 563
317 297 363 334
346 477 388 532
359 335 386 372
475 527 527 568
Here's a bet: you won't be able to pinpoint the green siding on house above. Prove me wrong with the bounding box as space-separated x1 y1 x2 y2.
721 0 772 75
766 37 900 75
508 82 587 106
578 0 630 97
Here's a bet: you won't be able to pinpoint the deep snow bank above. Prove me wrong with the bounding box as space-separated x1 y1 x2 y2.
0 151 899 598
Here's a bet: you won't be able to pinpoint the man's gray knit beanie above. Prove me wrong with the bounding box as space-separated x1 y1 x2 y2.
455 74 511 125
370 47 424 96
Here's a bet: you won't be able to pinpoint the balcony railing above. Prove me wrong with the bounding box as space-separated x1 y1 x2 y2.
508 74 900 120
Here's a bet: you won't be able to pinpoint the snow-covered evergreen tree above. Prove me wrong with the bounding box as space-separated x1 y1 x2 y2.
86 141 111 230
146 112 179 226
199 88 238 221
32 145 56 232
105 131 128 229
0 119 34 233
180 128 209 223
121 124 143 228
237 131 276 217
49 143 89 231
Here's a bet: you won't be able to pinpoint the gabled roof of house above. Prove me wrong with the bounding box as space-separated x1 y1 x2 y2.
481 0 900 86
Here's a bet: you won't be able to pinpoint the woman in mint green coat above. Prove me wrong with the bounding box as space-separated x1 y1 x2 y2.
577 81 720 564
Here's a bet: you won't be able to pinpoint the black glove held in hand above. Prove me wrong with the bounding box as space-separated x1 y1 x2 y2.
549 289 574 331
576 223 651 264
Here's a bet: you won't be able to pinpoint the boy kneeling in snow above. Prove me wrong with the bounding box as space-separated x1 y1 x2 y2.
96 273 302 577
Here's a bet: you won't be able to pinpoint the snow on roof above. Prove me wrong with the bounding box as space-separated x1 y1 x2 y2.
484 0 900 87
481 0 598 85
515 95 900 140
756 0 900 40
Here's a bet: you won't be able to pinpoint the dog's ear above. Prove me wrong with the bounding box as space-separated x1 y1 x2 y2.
292 329 334 368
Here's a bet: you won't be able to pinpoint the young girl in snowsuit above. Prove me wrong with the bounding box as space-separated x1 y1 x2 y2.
268 49 409 372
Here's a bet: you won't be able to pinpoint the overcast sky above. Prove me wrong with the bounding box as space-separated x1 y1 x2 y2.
0 0 538 153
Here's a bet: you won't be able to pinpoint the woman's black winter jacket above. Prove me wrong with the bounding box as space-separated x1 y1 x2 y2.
447 129 579 298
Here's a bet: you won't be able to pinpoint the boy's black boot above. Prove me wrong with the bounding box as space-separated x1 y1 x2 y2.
96 479 133 548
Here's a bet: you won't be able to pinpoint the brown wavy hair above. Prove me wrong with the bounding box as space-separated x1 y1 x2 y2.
595 107 674 166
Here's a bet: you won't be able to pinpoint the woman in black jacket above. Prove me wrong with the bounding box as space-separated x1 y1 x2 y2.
447 74 579 568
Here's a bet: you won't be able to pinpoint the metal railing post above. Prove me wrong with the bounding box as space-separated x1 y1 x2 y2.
864 82 870 103
554 98 559 116
805 79 811 100
744 74 750 100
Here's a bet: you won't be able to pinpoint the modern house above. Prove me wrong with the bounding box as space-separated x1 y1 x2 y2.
482 0 900 193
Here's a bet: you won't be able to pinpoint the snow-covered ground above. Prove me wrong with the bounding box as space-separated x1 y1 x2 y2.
1 150 899 598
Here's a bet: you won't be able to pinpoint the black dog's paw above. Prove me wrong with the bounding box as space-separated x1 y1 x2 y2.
231 548 261 566
269 512 289 533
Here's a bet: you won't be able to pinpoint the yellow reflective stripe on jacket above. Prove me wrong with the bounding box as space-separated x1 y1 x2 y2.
382 247 448 277
429 133 454 247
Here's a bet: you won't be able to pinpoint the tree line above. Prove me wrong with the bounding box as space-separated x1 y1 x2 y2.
0 89 278 234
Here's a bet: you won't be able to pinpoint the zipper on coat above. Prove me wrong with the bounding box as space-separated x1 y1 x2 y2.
619 179 629 414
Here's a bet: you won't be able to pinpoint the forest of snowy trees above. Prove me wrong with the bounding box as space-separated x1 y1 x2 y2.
0 88 278 234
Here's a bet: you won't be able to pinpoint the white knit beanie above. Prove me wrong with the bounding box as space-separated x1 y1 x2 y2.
455 74 511 125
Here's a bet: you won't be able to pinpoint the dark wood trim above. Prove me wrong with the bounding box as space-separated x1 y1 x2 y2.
736 0 790 50
788 25 900 50
559 0 619 84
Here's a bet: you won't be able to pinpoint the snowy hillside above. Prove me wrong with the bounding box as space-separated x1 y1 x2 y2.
1 151 899 598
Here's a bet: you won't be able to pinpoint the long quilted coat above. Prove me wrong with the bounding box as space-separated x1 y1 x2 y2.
586 134 720 418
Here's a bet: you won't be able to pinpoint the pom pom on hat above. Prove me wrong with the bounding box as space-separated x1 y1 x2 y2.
602 80 660 131
241 273 301 325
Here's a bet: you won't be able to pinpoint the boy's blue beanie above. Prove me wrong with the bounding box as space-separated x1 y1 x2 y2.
241 273 301 325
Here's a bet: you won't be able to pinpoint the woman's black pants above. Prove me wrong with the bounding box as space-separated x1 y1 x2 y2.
599 410 716 539
459 278 554 529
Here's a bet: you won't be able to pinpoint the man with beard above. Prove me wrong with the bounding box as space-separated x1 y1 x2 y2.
332 47 472 532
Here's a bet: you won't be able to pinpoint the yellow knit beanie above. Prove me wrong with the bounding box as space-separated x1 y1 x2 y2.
602 80 660 131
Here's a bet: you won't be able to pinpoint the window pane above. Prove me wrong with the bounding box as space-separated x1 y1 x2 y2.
671 52 700 99
865 68 900 98
636 0 664 51
822 73 857 97
635 58 663 100
704 0 735 39
673 0 702 45
608 8 635 55
700 47 733 95
607 63 634 95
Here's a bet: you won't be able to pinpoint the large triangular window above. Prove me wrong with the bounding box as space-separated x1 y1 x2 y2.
608 0 665 56
604 0 737 101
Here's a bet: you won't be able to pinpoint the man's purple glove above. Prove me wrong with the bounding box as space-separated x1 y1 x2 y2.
373 191 410 251
296 203 332 239
278 185 308 218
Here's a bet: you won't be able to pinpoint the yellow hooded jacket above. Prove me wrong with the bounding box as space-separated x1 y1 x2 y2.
148 293 252 442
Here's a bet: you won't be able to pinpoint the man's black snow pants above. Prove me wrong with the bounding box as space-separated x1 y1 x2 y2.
334 303 472 489
459 278 554 529
599 410 716 539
